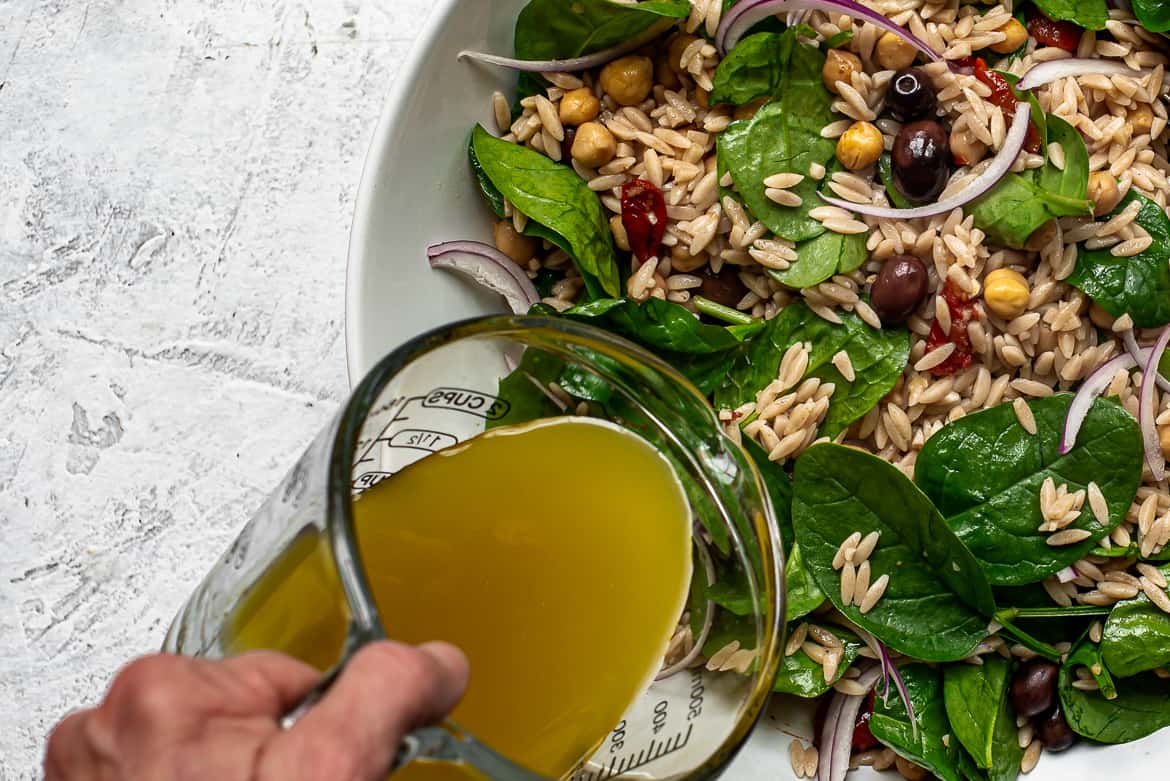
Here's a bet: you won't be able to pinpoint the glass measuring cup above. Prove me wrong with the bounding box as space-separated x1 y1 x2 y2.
164 315 785 781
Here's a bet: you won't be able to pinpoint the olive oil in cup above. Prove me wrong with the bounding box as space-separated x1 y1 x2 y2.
165 316 784 781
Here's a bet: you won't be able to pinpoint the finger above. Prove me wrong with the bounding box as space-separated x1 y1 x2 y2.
217 651 323 716
44 710 104 781
257 640 469 781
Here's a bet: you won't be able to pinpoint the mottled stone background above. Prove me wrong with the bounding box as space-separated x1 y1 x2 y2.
0 1 430 775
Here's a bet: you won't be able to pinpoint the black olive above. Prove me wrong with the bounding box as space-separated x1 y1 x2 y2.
561 126 577 162
887 68 937 122
1010 659 1060 718
1035 706 1076 752
869 255 928 324
698 265 749 310
892 119 950 203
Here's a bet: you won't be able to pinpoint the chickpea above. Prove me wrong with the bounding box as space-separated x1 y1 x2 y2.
695 86 709 109
558 87 600 126
1089 302 1116 329
949 126 987 166
822 48 862 95
983 267 1030 319
1087 171 1123 217
836 121 884 171
670 244 708 273
1159 425 1170 460
668 34 699 76
492 220 538 265
655 54 680 90
989 18 1028 54
571 121 617 168
734 97 770 120
1131 103 1154 136
875 32 917 71
599 55 653 107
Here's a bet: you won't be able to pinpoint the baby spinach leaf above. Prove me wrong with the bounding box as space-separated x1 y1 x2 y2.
784 542 827 622
489 349 569 430
716 31 837 242
915 395 1142 586
871 664 979 781
1101 562 1170 677
767 229 867 290
878 153 914 210
1060 639 1170 742
547 296 752 354
793 444 996 661
773 625 863 697
1090 542 1170 561
969 113 1092 248
1133 0 1170 31
710 31 789 107
714 301 910 439
1031 0 1109 30
512 0 689 61
471 125 621 297
1068 191 1170 328
944 657 1023 779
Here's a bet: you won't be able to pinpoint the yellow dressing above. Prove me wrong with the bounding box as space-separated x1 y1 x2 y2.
227 417 692 780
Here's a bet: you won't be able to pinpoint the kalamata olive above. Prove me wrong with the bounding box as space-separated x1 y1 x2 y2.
869 254 928 324
698 265 749 309
1010 659 1060 718
892 119 950 203
561 126 577 162
887 68 937 122
1035 705 1076 752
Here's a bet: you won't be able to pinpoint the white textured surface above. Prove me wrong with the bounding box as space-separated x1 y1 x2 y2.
0 1 430 775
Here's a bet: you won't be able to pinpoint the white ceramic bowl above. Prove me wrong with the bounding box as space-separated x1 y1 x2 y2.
344 1 1164 777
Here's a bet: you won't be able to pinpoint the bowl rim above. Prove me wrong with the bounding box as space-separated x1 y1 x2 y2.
344 0 464 388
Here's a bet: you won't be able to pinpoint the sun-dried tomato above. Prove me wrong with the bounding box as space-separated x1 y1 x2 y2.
1026 7 1083 53
621 178 667 264
853 692 882 753
971 57 1042 154
925 280 979 376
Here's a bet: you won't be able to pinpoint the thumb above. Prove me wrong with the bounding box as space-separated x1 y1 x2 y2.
258 640 469 781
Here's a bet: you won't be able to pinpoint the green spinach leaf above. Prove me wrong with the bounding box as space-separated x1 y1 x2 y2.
773 625 863 697
716 31 837 242
471 125 621 297
489 349 569 430
513 0 688 60
1031 0 1109 30
915 395 1142 586
767 229 867 290
544 297 752 354
793 444 996 661
714 301 910 439
969 114 1092 248
1060 638 1170 742
710 31 789 106
1101 562 1170 677
1133 0 1170 31
871 664 980 781
1068 191 1170 328
944 658 1023 779
878 153 914 210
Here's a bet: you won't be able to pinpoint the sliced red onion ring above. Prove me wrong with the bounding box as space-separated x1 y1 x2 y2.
656 525 718 680
1140 325 1170 481
820 102 1031 220
819 665 884 781
1017 58 1143 91
427 240 539 315
1056 565 1079 583
717 0 941 60
1060 351 1138 454
458 21 670 73
881 650 917 742
1122 328 1170 392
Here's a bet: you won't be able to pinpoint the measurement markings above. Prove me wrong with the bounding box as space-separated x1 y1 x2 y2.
574 725 692 781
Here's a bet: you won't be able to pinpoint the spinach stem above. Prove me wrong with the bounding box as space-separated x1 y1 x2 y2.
1010 606 1111 619
693 296 755 326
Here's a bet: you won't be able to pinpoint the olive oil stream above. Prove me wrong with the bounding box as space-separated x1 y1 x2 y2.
227 417 693 780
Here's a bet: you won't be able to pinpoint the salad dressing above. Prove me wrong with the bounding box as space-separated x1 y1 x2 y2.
227 417 693 780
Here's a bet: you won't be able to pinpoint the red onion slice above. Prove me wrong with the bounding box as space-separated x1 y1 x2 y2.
819 102 1031 220
1140 325 1170 481
1017 58 1144 91
458 21 670 73
1060 352 1138 454
1056 565 1079 583
427 240 539 314
818 665 884 781
1123 329 1170 392
717 0 941 60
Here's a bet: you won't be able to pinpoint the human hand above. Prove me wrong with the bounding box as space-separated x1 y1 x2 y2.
44 641 469 781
